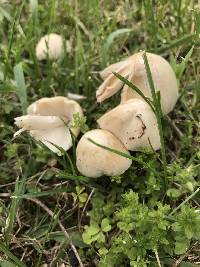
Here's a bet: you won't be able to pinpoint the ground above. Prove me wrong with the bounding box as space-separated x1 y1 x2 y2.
0 0 200 267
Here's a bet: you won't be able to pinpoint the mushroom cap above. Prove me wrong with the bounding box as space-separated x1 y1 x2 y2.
97 52 179 115
96 60 130 103
121 52 179 114
100 60 128 80
97 99 160 151
76 129 132 178
14 115 65 130
14 114 72 153
36 33 64 60
15 96 83 154
30 126 72 154
27 96 83 137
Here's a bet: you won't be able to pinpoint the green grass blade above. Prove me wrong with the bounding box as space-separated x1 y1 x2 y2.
43 140 77 175
35 207 61 267
29 0 38 15
0 66 4 81
0 260 17 267
0 241 27 267
13 63 28 113
142 52 167 189
87 138 158 176
0 6 12 21
102 28 132 66
171 46 194 80
3 158 30 244
5 1 25 76
169 187 200 216
88 138 133 160
157 33 196 53
0 84 15 92
142 53 158 108
10 187 72 199
194 9 200 35
58 171 107 192
113 71 155 113
4 177 25 244
58 172 90 183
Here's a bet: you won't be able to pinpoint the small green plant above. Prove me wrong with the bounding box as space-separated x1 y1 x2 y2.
172 205 200 254
170 46 194 80
82 218 111 244
71 112 89 133
72 185 88 207
82 190 200 266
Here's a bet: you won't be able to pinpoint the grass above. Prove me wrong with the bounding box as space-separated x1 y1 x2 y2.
0 0 200 266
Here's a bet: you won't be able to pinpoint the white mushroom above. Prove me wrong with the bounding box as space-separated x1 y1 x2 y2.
97 99 160 151
15 115 66 130
96 52 179 115
76 129 132 178
14 96 83 154
27 96 83 136
36 33 64 60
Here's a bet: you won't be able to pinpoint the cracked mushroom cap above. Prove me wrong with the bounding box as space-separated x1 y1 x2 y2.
36 33 64 60
97 52 179 115
15 96 83 154
97 99 160 151
76 129 132 178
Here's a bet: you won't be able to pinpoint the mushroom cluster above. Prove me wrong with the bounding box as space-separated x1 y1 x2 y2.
14 45 179 178
76 52 179 178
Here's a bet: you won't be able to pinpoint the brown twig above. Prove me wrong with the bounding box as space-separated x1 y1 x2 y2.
0 182 16 188
173 242 198 267
25 197 84 267
154 249 162 267
0 193 10 197
80 188 95 225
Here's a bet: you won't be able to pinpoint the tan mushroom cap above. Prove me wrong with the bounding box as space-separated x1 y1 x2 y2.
36 33 64 60
76 129 132 178
14 96 83 154
96 60 130 103
97 99 160 151
100 60 128 80
97 52 179 115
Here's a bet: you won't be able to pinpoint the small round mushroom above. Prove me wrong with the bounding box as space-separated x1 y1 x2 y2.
96 52 179 115
36 33 64 60
97 99 160 151
76 129 132 178
14 96 83 154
